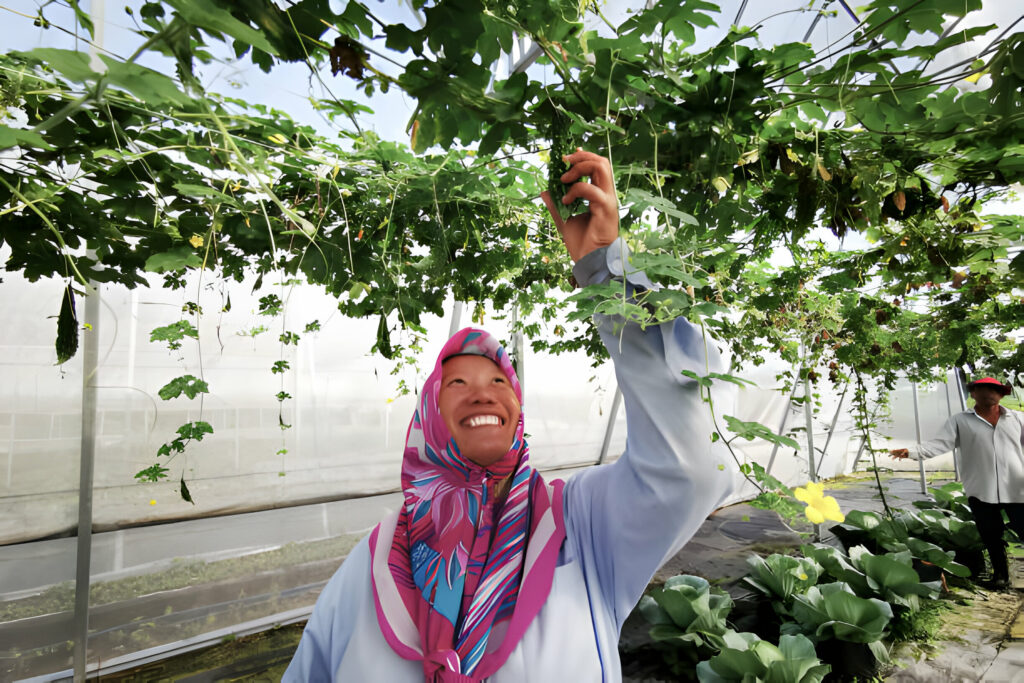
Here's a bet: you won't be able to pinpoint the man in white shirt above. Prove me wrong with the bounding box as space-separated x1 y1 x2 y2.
892 377 1024 589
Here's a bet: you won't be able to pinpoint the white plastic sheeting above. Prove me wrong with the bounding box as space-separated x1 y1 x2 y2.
0 254 964 554
0 265 628 545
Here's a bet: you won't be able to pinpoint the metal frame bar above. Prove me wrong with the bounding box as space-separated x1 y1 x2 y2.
72 285 101 682
943 372 960 481
911 382 927 494
814 382 848 479
765 378 799 478
803 374 817 483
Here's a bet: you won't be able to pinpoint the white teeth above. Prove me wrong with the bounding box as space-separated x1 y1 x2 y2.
466 415 501 428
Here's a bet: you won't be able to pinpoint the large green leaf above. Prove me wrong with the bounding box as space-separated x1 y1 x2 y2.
98 55 191 106
163 0 278 56
15 48 95 81
144 247 203 273
791 583 893 644
0 124 53 151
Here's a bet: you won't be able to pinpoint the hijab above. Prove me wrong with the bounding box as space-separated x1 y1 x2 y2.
368 327 566 681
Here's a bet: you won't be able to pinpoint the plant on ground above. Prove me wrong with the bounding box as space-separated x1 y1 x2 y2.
696 632 831 683
742 554 823 609
639 575 734 677
784 582 894 664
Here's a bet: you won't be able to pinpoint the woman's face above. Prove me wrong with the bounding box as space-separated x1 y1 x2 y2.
438 354 521 468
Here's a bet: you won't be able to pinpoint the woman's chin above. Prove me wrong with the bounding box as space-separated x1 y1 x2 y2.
462 444 514 468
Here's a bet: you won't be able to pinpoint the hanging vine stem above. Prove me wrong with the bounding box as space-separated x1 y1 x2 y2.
695 321 768 495
29 17 187 135
853 368 894 519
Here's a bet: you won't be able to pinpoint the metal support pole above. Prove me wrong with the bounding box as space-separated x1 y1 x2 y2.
733 0 749 26
911 382 927 494
73 285 100 681
851 434 869 470
803 374 817 483
954 368 968 482
74 5 105 677
943 374 960 481
814 383 849 478
511 305 524 391
596 387 623 465
765 379 800 478
954 367 968 410
448 300 464 338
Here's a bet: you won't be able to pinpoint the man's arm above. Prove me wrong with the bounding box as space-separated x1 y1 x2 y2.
890 413 959 461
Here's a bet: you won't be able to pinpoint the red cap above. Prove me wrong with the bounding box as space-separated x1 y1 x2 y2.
966 377 1011 396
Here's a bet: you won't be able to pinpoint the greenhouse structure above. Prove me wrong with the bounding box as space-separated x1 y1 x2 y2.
1 0 1022 681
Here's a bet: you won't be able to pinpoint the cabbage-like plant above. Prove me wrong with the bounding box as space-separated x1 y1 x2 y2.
697 632 831 683
742 554 822 607
639 575 734 673
913 481 973 520
802 544 941 611
785 582 893 663
833 508 979 577
829 509 900 553
848 546 941 611
800 544 872 597
896 537 971 578
906 509 983 553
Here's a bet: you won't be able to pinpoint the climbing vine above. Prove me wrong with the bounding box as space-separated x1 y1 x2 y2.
1 0 1022 497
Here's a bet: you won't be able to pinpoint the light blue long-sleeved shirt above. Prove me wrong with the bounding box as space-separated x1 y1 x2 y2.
283 240 736 681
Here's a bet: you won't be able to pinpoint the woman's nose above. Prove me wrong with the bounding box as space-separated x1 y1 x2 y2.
469 385 497 403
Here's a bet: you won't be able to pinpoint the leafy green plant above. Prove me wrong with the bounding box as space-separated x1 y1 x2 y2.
697 632 830 683
157 375 210 400
803 542 942 611
785 582 893 663
800 544 873 598
831 509 976 578
149 321 199 352
898 509 984 556
896 537 971 578
742 554 822 608
639 575 734 675
848 546 940 612
913 481 973 520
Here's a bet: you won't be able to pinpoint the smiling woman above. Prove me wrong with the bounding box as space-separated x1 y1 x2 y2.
439 354 523 468
282 151 737 682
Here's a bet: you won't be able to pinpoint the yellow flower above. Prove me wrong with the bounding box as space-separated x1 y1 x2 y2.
189 234 204 248
798 572 808 581
794 481 845 524
149 499 157 506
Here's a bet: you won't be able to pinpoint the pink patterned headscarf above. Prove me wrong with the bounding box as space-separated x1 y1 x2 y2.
368 328 565 681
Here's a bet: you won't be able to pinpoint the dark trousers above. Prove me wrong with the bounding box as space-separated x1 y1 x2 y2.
967 497 1024 581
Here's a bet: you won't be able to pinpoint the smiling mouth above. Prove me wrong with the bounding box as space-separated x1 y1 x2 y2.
464 415 504 428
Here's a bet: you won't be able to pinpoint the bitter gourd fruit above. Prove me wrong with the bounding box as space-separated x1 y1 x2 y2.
56 285 78 365
547 109 582 222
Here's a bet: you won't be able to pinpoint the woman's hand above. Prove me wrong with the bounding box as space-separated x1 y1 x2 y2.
540 149 619 263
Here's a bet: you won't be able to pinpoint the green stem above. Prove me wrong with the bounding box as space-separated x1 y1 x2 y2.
855 369 894 518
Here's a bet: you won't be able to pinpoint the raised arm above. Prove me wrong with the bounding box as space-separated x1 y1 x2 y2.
890 414 959 461
542 151 736 628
